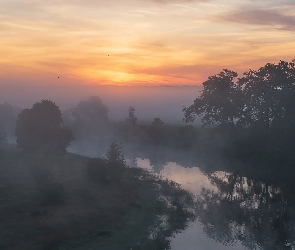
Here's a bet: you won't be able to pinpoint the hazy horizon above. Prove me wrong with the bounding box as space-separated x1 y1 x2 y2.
0 84 202 125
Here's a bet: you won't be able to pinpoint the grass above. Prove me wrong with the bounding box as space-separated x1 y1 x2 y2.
0 145 196 250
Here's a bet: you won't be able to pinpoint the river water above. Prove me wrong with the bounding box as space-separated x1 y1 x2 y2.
127 148 295 250
134 158 249 250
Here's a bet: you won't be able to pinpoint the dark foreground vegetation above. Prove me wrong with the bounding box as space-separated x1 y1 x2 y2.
0 145 195 250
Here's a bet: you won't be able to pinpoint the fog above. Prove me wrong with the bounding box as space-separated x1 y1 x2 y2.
0 84 202 125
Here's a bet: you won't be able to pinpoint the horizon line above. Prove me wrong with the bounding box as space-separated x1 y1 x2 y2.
93 84 201 87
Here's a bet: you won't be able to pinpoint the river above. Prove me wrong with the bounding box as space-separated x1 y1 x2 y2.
126 147 295 250
69 142 295 249
134 157 249 250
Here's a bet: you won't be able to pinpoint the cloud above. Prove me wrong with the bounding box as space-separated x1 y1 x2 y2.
54 0 210 7
147 0 207 2
213 9 295 31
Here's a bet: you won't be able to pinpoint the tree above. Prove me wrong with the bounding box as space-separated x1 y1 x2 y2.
105 142 126 167
183 60 295 129
125 106 137 126
72 96 109 127
15 100 74 154
105 142 126 181
239 61 295 128
183 69 242 126
64 96 109 156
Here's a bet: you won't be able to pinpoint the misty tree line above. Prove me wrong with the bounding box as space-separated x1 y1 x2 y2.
1 60 295 157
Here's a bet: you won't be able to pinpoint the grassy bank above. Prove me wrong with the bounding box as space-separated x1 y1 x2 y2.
0 145 195 250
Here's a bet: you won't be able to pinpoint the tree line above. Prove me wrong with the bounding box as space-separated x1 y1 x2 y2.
184 60 295 130
1 59 295 158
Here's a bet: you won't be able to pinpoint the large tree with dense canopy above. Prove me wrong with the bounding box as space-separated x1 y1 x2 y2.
15 100 74 154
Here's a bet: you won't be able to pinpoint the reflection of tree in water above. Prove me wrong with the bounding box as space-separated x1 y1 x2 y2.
196 171 295 249
148 149 167 174
121 168 196 249
127 153 138 168
149 158 165 174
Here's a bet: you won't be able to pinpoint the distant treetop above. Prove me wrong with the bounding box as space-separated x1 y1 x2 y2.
72 96 109 125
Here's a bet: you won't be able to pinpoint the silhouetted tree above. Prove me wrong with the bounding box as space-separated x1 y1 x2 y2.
239 61 295 128
105 142 126 181
15 100 74 154
106 142 126 167
126 106 137 126
184 60 295 130
183 69 242 126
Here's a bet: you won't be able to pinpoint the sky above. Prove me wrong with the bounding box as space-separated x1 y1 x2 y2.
1 0 295 87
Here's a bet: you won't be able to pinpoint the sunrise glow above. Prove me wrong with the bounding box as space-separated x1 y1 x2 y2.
1 0 295 86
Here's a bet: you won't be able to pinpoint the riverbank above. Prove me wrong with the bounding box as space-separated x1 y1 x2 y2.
0 145 195 250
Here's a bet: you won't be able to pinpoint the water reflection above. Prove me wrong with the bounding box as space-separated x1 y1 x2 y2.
171 222 247 250
133 152 295 250
135 157 248 249
136 158 214 196
197 172 295 250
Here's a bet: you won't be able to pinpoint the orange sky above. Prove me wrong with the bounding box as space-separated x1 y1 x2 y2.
1 0 295 86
